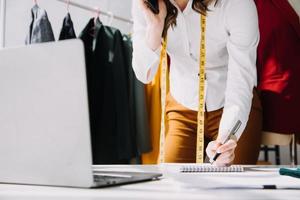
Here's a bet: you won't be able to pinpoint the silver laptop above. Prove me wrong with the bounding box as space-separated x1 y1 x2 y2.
0 40 161 188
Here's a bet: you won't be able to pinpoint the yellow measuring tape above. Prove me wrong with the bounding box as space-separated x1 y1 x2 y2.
196 14 206 163
159 14 206 164
159 37 168 164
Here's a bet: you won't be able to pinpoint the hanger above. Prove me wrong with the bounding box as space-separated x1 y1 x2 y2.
90 7 101 38
33 0 39 7
94 7 101 26
32 0 39 10
107 11 114 26
67 0 70 13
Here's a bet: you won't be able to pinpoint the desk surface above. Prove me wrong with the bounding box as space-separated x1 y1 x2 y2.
0 165 300 200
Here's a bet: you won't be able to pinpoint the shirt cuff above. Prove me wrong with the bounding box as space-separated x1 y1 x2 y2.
218 105 246 142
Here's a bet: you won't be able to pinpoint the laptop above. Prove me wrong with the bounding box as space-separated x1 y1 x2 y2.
0 40 162 188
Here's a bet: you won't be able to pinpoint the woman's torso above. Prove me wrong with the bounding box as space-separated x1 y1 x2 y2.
166 0 233 111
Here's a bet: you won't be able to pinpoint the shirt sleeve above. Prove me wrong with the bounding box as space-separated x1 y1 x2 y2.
131 0 161 84
218 0 259 140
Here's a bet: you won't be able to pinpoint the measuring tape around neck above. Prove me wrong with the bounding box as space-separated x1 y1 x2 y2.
159 37 168 164
196 14 206 163
159 14 206 164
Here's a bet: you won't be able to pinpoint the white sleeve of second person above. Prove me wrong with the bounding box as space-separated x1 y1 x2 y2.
218 0 259 141
131 0 161 84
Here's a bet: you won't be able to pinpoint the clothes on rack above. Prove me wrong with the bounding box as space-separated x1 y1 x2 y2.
80 19 146 164
23 3 151 164
59 13 76 40
25 5 55 44
123 35 152 155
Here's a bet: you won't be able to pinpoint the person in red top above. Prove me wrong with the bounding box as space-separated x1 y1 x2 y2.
255 0 300 137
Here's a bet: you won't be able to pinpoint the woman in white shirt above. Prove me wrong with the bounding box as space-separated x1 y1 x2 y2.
132 0 262 166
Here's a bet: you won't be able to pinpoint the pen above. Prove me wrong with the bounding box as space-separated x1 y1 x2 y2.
210 120 242 164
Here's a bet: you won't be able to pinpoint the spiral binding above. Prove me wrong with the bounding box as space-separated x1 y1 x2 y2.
180 165 244 173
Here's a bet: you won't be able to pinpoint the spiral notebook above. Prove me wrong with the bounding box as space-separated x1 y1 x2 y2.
179 164 244 173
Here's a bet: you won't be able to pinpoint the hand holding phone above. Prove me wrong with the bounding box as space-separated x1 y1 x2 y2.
138 0 167 51
144 0 159 14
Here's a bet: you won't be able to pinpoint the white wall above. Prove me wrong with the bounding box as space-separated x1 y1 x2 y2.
4 0 133 47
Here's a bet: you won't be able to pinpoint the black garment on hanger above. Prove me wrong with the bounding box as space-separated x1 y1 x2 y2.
59 13 76 40
122 35 152 156
25 5 55 44
79 19 134 164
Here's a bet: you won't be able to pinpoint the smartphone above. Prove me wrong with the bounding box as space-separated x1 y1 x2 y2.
144 0 159 14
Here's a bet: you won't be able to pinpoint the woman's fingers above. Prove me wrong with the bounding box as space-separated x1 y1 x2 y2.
158 0 167 18
139 0 167 23
206 139 238 166
216 139 237 153
213 150 235 167
206 140 222 158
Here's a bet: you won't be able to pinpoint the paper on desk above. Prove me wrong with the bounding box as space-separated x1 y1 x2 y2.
166 167 300 189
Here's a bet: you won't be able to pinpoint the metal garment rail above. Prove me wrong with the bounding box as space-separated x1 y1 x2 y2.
56 0 133 24
0 0 133 48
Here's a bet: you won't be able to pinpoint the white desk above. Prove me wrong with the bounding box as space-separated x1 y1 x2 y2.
0 165 299 200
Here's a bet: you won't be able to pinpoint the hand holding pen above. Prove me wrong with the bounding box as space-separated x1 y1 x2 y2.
206 120 242 166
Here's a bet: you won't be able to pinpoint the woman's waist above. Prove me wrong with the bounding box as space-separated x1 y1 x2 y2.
169 60 228 79
169 79 226 112
169 55 228 72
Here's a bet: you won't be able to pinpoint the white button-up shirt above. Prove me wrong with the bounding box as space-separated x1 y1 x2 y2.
131 0 259 139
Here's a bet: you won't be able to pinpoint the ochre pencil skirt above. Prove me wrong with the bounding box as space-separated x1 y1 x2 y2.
164 89 262 164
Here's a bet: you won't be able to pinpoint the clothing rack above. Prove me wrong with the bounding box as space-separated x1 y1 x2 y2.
0 0 133 48
56 0 133 24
